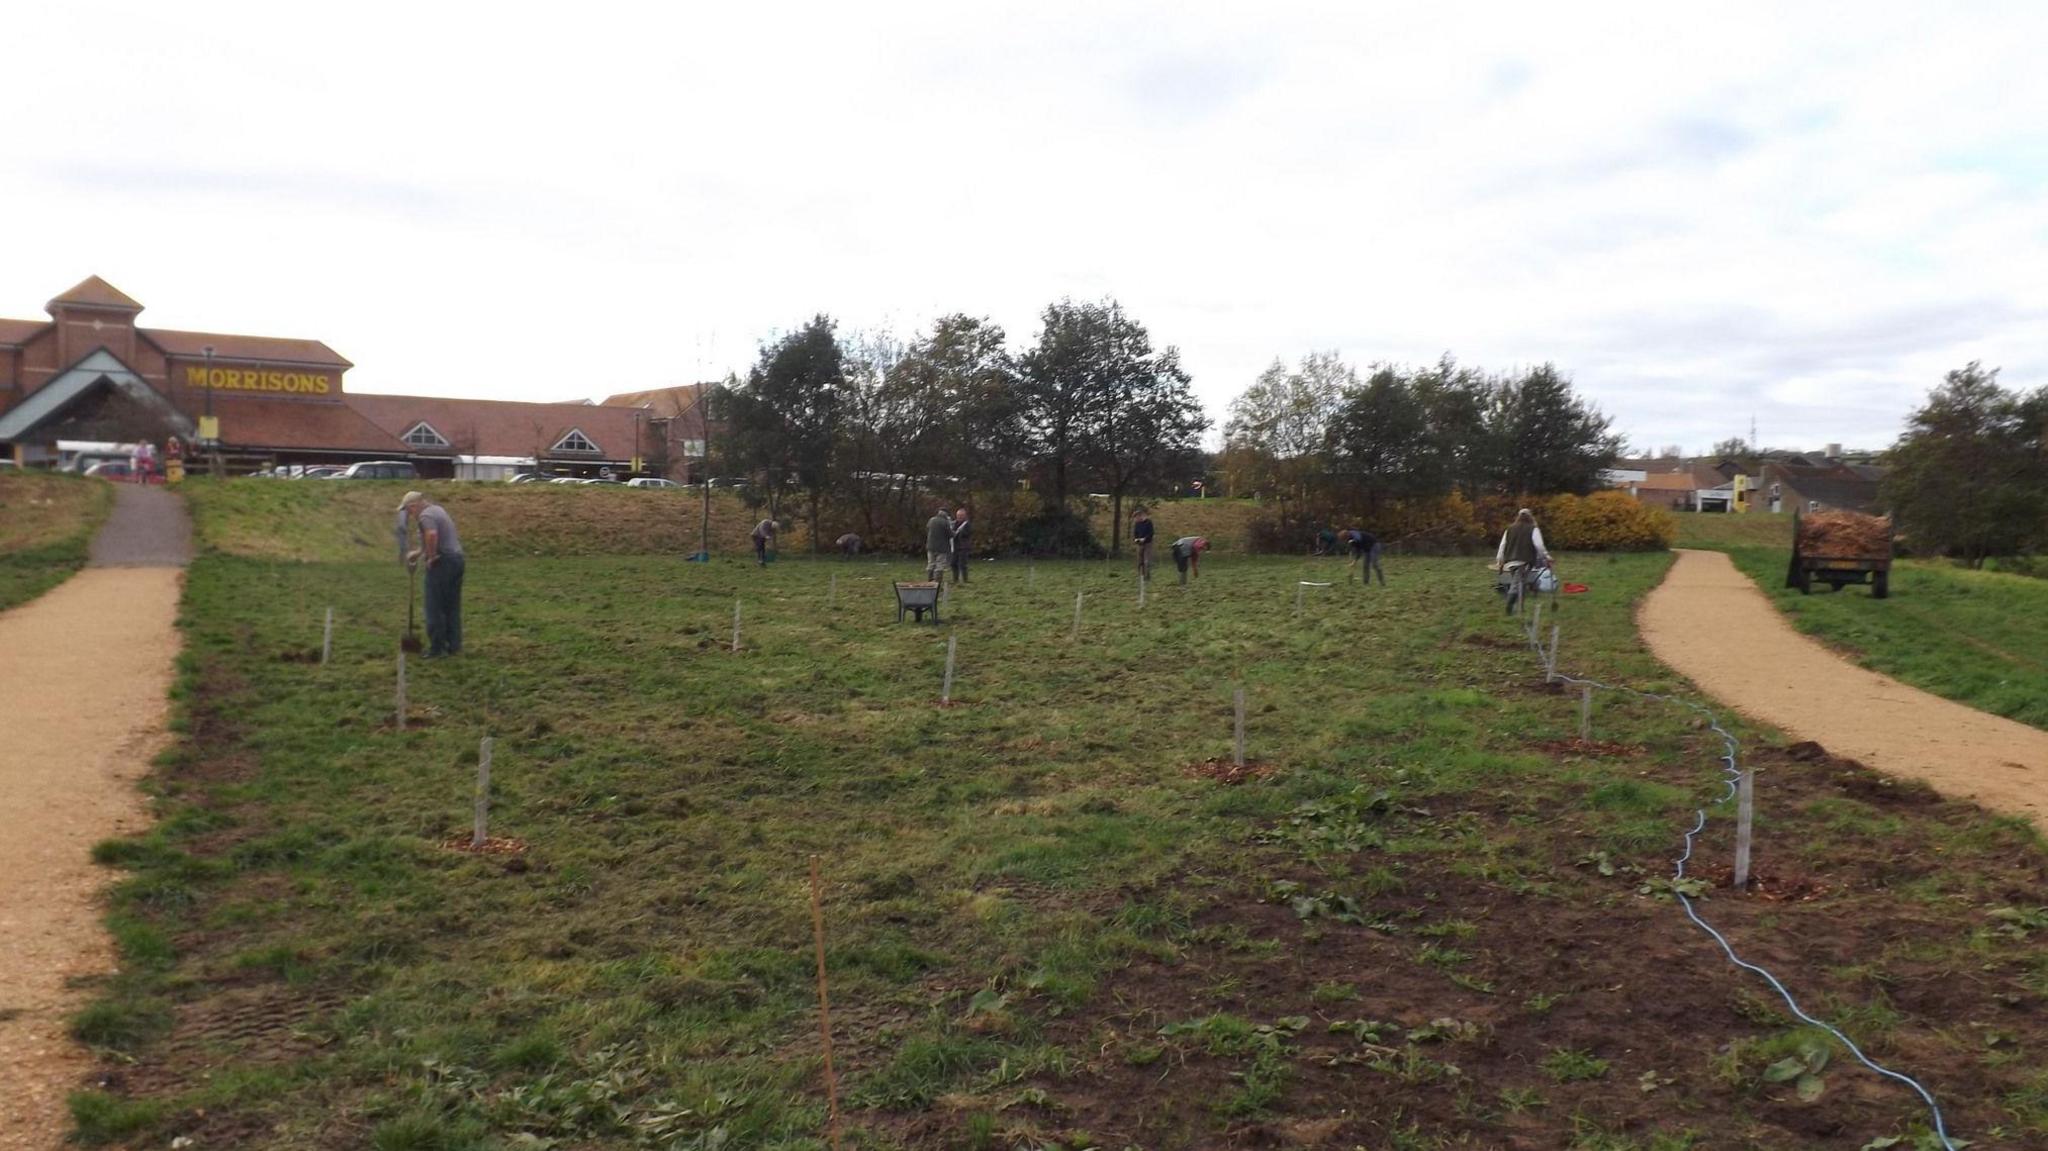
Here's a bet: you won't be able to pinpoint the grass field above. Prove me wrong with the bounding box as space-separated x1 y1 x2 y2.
1674 512 2048 731
0 471 113 610
75 530 2048 1150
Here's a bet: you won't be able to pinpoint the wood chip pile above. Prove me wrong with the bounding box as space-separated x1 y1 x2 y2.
1797 510 1891 558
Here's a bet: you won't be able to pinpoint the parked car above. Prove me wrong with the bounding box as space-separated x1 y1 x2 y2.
547 476 586 485
580 478 625 486
298 465 345 480
506 472 553 484
706 476 751 489
329 460 418 480
626 477 680 489
82 460 137 480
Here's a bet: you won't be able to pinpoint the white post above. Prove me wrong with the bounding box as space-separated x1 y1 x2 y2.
1295 582 1304 616
1530 598 1543 642
322 606 333 666
829 573 836 609
1233 685 1247 768
473 736 493 848
1734 767 1755 889
1138 574 1146 609
732 599 742 654
941 634 956 704
1546 624 1560 683
395 650 407 731
1029 559 1036 590
1072 590 1084 641
1579 683 1592 741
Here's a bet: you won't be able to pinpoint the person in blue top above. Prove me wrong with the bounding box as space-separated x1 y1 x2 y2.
1343 528 1386 586
1132 507 1155 579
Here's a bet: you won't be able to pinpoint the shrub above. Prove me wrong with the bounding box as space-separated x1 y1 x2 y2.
1531 491 1675 551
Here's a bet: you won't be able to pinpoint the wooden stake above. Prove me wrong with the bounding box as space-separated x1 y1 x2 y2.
473 736 493 848
1072 590 1084 641
941 634 956 704
322 606 333 666
395 651 407 731
1734 767 1755 890
732 599 742 654
1579 683 1592 741
1233 685 1247 768
1545 624 1560 683
808 856 845 1151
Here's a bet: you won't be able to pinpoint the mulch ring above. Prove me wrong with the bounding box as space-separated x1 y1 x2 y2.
438 834 527 856
1689 862 1833 902
1183 758 1276 784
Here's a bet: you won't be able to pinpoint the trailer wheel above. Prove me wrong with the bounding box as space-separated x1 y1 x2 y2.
1794 568 1811 594
1872 571 1889 599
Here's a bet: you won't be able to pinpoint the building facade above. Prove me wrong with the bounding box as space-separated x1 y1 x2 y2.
0 277 648 478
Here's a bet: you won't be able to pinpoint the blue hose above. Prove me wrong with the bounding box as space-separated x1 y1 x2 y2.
1518 615 1959 1149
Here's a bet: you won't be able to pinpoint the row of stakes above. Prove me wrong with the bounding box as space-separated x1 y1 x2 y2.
1523 597 1755 889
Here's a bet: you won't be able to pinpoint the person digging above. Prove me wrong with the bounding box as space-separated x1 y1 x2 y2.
1169 535 1208 587
399 491 466 658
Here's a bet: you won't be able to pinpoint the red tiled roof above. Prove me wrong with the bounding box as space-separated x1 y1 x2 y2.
598 384 712 438
143 328 351 368
213 395 410 454
49 275 143 311
1633 473 1699 491
348 393 647 460
0 317 48 346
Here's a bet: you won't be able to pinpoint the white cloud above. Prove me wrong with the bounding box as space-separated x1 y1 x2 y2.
1 0 2043 452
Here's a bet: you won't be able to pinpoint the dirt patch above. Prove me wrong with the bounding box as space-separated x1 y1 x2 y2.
1640 549 2048 830
1184 759 1278 785
437 835 528 856
1531 737 1642 758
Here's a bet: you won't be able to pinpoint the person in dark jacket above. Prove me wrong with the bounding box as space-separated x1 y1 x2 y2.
1343 528 1386 586
1132 508 1155 579
924 506 954 583
949 507 972 583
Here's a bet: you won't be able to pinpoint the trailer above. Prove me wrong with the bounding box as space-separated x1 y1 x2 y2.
1785 509 1892 599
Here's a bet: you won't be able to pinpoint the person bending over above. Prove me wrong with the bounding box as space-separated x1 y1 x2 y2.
1170 535 1209 586
1344 528 1386 586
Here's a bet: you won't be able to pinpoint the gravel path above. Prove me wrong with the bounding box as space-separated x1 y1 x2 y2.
0 485 185 1149
1640 548 2048 829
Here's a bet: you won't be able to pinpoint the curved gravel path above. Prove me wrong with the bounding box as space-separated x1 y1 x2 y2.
1640 548 2048 829
0 485 186 1149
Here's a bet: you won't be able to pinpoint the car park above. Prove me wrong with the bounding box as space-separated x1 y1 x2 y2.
548 476 585 485
329 460 418 480
580 478 625 486
298 465 345 480
626 477 680 489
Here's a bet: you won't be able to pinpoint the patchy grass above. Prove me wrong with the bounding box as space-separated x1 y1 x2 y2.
1678 512 2048 730
80 534 2048 1149
0 471 112 610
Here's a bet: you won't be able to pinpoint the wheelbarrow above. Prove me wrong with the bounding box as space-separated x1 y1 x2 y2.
894 581 942 624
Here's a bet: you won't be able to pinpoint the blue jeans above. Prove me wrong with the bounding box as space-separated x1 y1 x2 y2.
425 554 465 655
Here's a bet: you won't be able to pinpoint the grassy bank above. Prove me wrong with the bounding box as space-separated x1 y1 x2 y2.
76 545 2047 1149
1675 512 2048 731
0 472 113 610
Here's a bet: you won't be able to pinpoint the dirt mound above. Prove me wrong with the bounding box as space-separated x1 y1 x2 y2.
1796 511 1890 558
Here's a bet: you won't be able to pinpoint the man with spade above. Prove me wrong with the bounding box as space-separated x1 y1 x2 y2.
400 491 466 658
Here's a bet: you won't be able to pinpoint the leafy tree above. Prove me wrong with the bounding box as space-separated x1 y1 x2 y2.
1483 363 1622 496
1712 436 1750 459
885 315 1027 497
715 316 848 545
1326 365 1432 510
1409 354 1492 497
1081 336 1207 554
1884 362 2048 566
1018 299 1117 514
1222 353 1350 503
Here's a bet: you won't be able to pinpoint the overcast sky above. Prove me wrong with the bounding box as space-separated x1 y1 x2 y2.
4 2 2043 454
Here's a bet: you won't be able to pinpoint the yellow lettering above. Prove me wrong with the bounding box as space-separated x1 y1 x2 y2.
311 377 330 394
209 368 228 388
185 366 207 387
268 371 285 392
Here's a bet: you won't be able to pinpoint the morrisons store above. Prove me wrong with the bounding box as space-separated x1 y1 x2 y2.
0 277 650 478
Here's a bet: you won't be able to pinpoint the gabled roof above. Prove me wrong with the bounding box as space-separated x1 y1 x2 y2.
0 349 191 441
598 384 713 438
142 328 352 368
347 393 644 460
212 394 411 454
0 318 48 346
48 275 143 312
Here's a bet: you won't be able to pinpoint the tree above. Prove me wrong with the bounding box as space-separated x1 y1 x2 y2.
716 316 848 546
1222 353 1350 504
1711 437 1750 459
1082 337 1207 554
1483 364 1622 495
885 315 1026 496
1884 362 2048 566
1657 444 1684 459
1018 299 1118 513
1325 365 1431 510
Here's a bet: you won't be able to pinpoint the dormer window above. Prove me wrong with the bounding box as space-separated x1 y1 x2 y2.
401 421 450 448
552 428 600 453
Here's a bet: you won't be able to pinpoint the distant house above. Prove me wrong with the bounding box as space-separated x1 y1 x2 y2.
1755 461 1887 515
1611 457 1753 513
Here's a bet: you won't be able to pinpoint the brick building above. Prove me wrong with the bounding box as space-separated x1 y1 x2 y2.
0 276 648 478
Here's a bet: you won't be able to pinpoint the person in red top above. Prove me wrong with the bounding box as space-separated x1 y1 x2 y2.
1170 536 1208 586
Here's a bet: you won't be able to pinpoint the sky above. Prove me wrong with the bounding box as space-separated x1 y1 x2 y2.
3 1 2044 455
